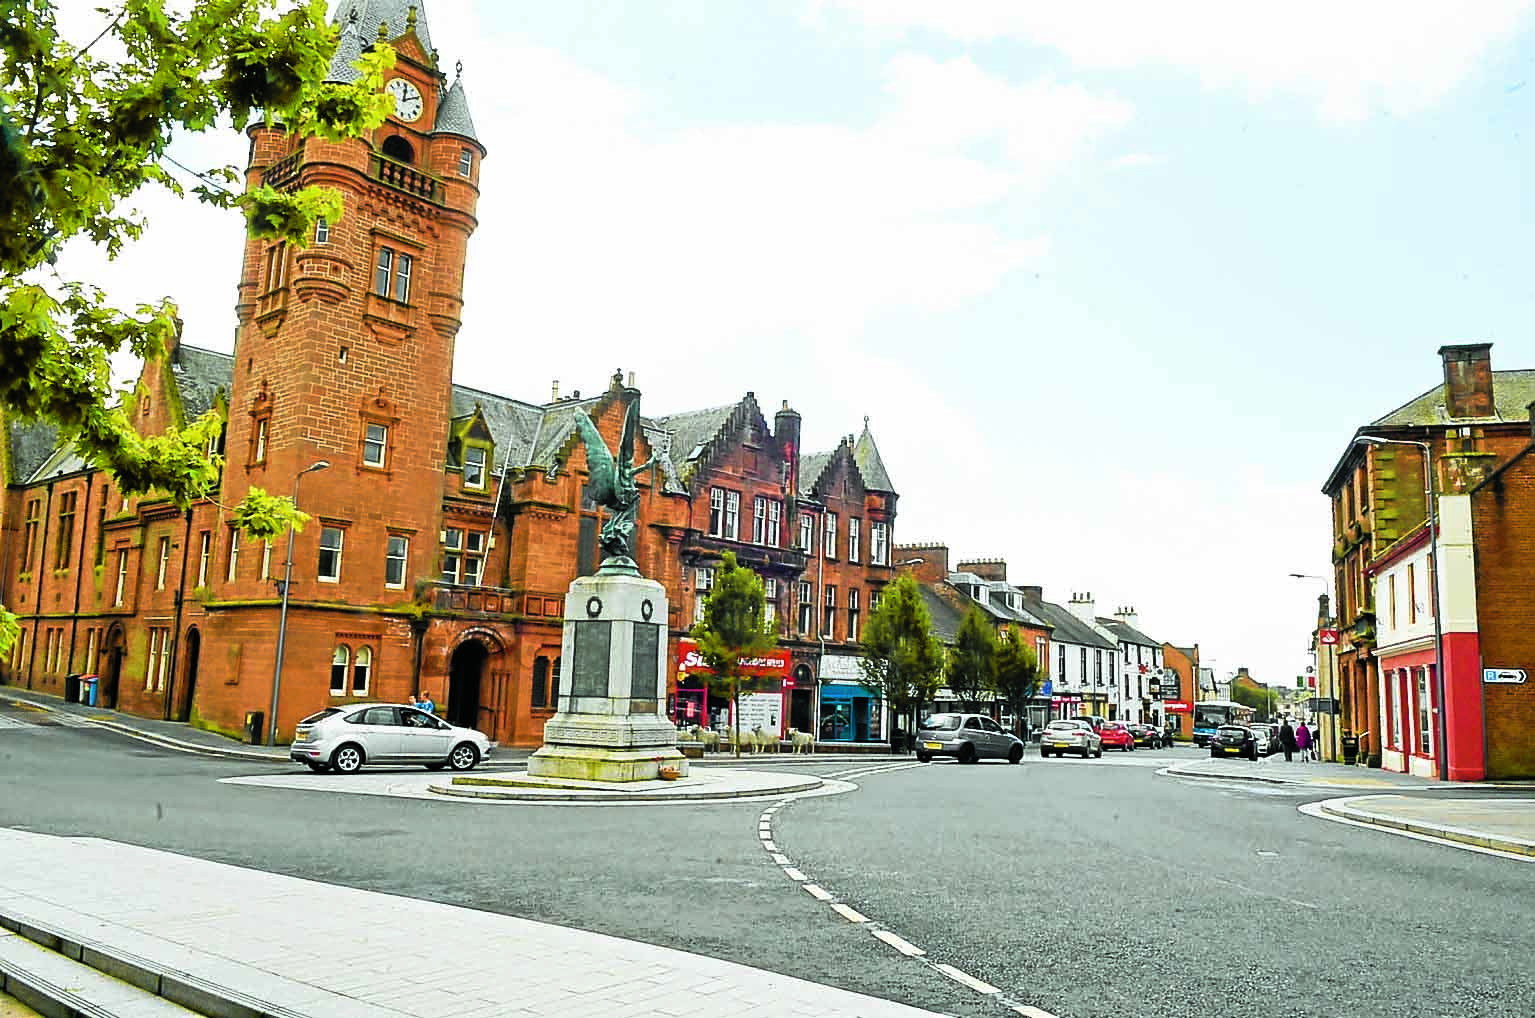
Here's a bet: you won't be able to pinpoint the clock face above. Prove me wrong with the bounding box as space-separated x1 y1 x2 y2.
386 78 424 122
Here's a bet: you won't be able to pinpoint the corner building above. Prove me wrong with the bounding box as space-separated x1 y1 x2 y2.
1 2 900 747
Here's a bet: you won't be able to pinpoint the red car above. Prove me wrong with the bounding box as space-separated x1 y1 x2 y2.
1098 722 1136 752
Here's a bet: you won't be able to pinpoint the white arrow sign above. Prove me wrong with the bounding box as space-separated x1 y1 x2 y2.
1483 668 1528 684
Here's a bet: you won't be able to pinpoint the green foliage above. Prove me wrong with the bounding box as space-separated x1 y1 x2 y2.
990 627 1041 736
859 575 944 736
689 552 778 756
231 486 309 543
0 607 17 662
1230 681 1281 721
946 607 996 710
0 0 392 656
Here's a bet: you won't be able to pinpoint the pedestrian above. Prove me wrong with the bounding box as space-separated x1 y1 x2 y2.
1296 720 1313 762
1279 718 1297 762
414 690 435 715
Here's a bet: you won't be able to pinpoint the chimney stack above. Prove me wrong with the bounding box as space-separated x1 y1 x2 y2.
1438 343 1494 420
957 558 1007 582
551 379 560 402
1021 585 1043 600
1067 591 1096 624
893 542 948 584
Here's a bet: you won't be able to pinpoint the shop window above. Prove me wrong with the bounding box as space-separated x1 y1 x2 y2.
1417 667 1433 756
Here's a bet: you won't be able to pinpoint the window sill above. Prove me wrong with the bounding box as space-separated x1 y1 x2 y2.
318 577 340 584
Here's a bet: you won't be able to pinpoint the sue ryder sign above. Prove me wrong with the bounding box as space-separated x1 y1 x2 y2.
676 638 791 677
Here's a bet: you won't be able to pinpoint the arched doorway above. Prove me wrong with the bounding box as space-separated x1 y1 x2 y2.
174 626 201 723
447 640 489 730
102 625 127 709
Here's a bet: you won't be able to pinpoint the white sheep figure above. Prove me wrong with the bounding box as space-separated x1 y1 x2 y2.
789 729 815 754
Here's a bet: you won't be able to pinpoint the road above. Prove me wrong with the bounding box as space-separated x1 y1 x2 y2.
2 708 1532 1018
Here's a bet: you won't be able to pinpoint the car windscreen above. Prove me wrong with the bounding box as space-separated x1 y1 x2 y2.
921 714 962 731
298 708 342 725
1046 721 1081 731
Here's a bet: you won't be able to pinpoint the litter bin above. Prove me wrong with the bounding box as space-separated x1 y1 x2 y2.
64 673 82 704
80 675 99 707
244 711 264 745
1341 733 1359 766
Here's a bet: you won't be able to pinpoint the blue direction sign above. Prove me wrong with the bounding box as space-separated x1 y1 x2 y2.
1483 668 1528 684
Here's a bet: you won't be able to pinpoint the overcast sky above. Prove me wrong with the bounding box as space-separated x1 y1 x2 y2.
57 0 1535 689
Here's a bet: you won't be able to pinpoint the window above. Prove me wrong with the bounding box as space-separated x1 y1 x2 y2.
145 629 160 689
385 535 409 589
54 491 77 569
848 587 860 642
1407 563 1417 624
85 628 98 672
261 540 273 581
352 646 372 696
458 148 474 176
362 423 388 469
1417 667 1433 756
94 502 106 566
870 521 889 565
709 488 725 537
724 490 740 540
848 518 860 564
822 585 837 639
766 499 781 546
694 566 714 591
157 628 171 691
1390 669 1404 750
693 593 706 624
752 496 767 544
463 445 488 489
318 526 344 582
331 645 350 694
551 656 562 703
764 578 778 599
8 630 23 672
21 499 39 572
153 537 170 590
145 627 170 692
1080 648 1087 685
798 580 814 635
1058 644 1066 682
263 244 286 292
1037 638 1048 678
197 531 211 586
314 217 330 244
252 417 269 465
1388 574 1397 630
226 528 240 582
824 513 838 558
374 247 413 302
440 527 485 585
531 657 550 708
114 551 128 606
1094 650 1102 686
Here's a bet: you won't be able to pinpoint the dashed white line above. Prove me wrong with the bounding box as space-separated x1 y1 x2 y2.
1012 1006 1061 1018
871 929 926 957
761 839 777 852
935 963 999 995
830 903 867 923
783 867 807 882
802 883 834 901
769 852 790 865
757 829 772 840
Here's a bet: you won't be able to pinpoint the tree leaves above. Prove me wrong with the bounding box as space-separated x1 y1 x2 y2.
689 552 779 756
859 574 944 717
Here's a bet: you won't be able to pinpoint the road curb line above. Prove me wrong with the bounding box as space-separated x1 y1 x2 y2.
1307 797 1535 859
1158 763 1434 791
0 692 287 763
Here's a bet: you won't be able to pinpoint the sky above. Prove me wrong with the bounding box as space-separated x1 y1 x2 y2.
54 0 1535 690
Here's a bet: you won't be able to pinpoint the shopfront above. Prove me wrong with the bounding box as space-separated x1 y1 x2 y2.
818 653 884 743
672 638 792 735
1378 646 1439 779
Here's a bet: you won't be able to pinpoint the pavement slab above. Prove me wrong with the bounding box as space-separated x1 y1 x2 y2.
1317 794 1535 857
1164 756 1441 789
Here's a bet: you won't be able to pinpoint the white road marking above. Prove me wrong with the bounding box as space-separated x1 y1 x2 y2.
934 964 999 995
803 883 834 901
1013 1006 1061 1018
770 852 790 865
830 903 867 923
761 839 777 852
1299 799 1535 863
757 829 772 840
783 867 807 882
871 929 925 957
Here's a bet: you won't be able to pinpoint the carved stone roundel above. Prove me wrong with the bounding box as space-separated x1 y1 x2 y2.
641 599 654 621
585 596 603 619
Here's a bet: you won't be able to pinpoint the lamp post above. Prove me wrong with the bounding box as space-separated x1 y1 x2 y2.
1354 435 1447 781
1289 572 1338 761
267 459 330 746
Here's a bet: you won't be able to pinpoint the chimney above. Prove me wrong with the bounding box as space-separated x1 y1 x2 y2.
1021 585 1043 600
1067 591 1096 624
774 400 802 497
551 379 560 402
627 371 636 388
1113 605 1139 630
957 558 1007 583
1438 343 1494 420
167 316 185 365
893 542 948 584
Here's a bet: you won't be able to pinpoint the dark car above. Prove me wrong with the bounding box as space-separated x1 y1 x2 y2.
1127 723 1162 748
1209 724 1258 760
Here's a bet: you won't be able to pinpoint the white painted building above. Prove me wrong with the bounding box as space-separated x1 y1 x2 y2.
1370 535 1438 778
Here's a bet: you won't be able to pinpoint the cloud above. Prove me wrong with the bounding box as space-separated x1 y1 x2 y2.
1109 151 1163 169
815 0 1535 120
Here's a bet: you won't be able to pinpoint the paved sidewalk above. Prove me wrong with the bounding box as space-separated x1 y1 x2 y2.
1318 794 1535 858
1165 755 1440 789
0 828 944 1018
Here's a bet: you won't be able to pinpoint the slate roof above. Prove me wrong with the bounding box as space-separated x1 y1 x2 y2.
6 419 60 486
1371 369 1535 427
1098 617 1161 649
332 0 433 54
171 346 233 421
798 450 833 492
853 423 894 492
652 405 736 466
1023 595 1117 651
323 14 367 84
433 77 478 143
918 584 966 644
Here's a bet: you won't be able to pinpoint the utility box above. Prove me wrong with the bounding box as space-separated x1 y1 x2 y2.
244 711 264 745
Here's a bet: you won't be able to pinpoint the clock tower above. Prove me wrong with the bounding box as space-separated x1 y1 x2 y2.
212 0 486 731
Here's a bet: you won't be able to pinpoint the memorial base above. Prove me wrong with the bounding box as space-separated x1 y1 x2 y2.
525 743 689 783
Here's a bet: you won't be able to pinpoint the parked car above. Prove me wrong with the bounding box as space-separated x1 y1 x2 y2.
1099 721 1136 752
1126 722 1162 748
1040 719 1103 759
1248 723 1277 756
1074 714 1109 732
290 703 492 774
1209 724 1258 760
915 713 1025 764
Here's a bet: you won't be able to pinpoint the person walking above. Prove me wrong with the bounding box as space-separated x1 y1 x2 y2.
1296 720 1313 762
413 690 436 715
1279 718 1298 762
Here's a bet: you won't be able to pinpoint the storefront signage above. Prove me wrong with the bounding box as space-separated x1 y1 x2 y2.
1318 628 1339 646
1163 700 1192 713
1483 668 1528 684
676 638 790 677
736 691 783 735
819 653 866 682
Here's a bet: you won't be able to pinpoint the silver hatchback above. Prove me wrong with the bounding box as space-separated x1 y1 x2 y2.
290 703 492 774
915 713 1025 764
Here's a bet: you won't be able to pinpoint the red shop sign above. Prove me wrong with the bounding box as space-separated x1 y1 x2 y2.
1163 700 1192 713
676 638 791 677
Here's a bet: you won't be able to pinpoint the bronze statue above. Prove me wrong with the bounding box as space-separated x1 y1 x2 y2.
572 381 652 576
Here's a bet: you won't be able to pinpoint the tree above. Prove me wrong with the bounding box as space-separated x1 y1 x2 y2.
0 0 395 654
1230 681 1280 721
690 552 779 757
990 626 1041 738
946 607 996 711
859 574 944 753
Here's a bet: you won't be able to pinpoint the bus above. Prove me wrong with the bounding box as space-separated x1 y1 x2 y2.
1192 700 1255 746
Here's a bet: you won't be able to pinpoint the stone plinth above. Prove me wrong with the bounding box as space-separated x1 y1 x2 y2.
527 572 688 782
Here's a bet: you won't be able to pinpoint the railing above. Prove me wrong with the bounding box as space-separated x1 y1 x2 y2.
263 151 302 189
371 154 440 202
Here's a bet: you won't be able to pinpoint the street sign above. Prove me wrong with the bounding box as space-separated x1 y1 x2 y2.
1306 697 1339 714
1318 629 1339 646
1164 700 1192 713
1483 668 1528 684
1149 679 1161 696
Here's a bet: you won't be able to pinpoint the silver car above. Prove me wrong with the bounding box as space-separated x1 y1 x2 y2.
290 703 492 774
915 713 1025 764
1040 719 1103 759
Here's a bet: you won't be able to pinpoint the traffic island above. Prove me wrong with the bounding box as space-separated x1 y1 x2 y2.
431 767 830 802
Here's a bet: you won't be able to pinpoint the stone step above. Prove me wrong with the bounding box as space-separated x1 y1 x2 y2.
0 930 199 1018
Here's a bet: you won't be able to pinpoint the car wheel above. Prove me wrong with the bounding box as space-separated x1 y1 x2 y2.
424 762 447 771
1094 747 1103 758
1008 744 1023 765
1128 742 1135 752
1211 749 1220 758
957 743 978 765
448 743 480 771
330 743 364 774
916 751 932 763
305 761 330 774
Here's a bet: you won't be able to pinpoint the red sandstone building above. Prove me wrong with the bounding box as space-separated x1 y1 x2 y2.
1 2 898 748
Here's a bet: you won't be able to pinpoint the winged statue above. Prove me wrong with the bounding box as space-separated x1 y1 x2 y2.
572 389 652 575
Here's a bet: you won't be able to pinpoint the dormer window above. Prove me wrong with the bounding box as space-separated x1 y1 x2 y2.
463 445 488 490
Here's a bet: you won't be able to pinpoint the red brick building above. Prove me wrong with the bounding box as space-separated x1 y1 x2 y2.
1 2 899 748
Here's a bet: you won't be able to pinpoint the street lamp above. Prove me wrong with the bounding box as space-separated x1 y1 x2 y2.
1354 435 1447 781
267 459 330 746
1288 572 1338 762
